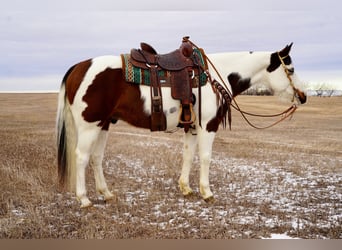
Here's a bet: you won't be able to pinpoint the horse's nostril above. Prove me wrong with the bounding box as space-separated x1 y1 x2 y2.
301 95 307 104
298 92 307 104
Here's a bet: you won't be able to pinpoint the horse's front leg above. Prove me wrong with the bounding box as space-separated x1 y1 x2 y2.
179 131 198 196
198 129 216 201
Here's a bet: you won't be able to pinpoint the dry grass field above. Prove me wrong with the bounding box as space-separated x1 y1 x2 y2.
0 93 341 239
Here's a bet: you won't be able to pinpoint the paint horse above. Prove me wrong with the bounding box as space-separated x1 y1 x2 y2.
57 39 307 208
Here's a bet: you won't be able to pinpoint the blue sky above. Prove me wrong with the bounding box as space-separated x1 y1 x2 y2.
1 0 341 91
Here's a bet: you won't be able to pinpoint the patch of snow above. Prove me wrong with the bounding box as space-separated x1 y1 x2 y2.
11 209 25 216
291 219 304 230
262 233 301 239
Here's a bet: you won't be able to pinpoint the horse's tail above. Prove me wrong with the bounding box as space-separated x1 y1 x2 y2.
56 66 77 192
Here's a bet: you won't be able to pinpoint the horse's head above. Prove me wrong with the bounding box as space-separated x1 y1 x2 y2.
266 43 307 105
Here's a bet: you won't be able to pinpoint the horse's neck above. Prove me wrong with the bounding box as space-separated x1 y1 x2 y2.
207 51 271 86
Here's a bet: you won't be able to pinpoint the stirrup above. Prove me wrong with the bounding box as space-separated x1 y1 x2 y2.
178 103 196 125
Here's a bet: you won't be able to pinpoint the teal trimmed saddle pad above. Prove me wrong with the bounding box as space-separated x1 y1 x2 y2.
121 48 208 87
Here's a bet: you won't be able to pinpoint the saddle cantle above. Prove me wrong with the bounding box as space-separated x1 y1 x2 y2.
140 42 157 55
121 36 208 132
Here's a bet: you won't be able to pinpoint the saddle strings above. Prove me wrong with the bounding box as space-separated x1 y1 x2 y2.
187 38 298 130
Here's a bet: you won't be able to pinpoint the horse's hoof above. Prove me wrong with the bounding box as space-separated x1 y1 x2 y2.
79 198 93 208
104 193 115 201
183 191 195 198
179 182 194 197
183 189 194 196
204 196 215 203
103 195 116 206
80 203 93 209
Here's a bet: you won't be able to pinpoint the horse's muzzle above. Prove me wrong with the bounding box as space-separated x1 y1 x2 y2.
296 89 307 104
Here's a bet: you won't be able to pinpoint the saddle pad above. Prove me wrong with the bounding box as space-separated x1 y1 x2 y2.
121 54 171 86
193 47 208 84
193 47 208 71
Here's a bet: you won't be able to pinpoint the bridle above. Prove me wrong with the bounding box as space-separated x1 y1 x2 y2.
277 52 302 103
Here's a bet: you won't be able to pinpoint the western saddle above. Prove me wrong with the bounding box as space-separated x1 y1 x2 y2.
128 36 207 132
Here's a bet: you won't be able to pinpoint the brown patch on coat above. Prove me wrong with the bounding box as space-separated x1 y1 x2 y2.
228 72 251 97
81 68 151 130
65 59 92 105
206 103 229 133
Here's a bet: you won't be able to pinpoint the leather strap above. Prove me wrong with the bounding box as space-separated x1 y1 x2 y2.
149 65 166 131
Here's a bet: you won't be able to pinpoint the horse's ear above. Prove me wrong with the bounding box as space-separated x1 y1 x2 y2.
268 43 294 72
279 42 293 56
287 42 293 52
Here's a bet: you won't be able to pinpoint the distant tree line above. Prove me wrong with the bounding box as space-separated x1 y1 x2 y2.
241 85 273 96
308 82 342 97
241 82 341 97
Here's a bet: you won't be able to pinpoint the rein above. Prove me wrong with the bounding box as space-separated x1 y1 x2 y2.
231 103 297 129
187 38 298 130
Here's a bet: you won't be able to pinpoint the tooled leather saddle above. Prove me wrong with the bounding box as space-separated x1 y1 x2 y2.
123 36 208 132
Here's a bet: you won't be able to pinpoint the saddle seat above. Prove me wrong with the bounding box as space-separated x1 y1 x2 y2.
130 40 195 71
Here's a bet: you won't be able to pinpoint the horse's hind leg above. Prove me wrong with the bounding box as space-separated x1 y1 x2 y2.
75 126 101 208
179 132 197 196
89 130 114 201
